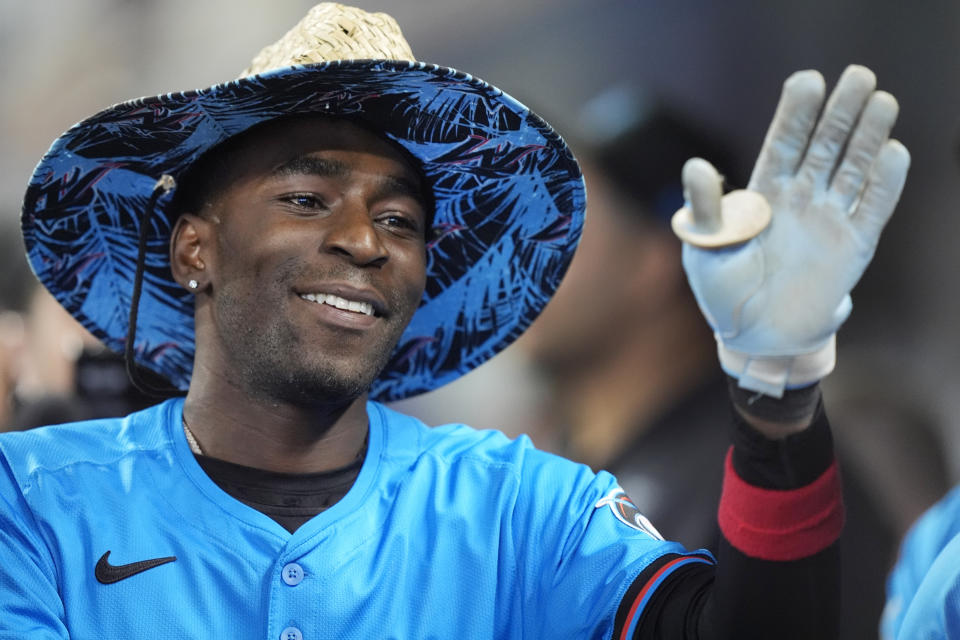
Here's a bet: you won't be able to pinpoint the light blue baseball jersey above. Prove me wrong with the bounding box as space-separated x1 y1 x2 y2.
0 397 696 639
884 486 960 640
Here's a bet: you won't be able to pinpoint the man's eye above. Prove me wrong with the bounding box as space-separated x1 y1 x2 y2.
283 194 325 209
379 213 419 232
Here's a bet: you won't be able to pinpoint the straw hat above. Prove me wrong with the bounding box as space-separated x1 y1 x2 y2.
21 3 584 402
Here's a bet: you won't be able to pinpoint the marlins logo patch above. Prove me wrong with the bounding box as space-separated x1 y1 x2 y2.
595 488 663 539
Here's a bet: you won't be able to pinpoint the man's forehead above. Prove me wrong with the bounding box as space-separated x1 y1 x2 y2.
270 153 425 203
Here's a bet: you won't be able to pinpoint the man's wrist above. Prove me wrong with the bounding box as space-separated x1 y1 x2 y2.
728 390 834 489
726 376 822 438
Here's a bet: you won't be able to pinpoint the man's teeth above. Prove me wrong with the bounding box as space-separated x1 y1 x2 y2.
300 293 374 316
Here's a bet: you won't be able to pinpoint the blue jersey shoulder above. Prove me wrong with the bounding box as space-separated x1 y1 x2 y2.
0 399 177 482
375 401 625 509
894 528 960 639
884 485 960 639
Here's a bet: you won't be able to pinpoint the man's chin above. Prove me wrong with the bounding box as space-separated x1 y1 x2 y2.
224 317 403 407
261 368 376 407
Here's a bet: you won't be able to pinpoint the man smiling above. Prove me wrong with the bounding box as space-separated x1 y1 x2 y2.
175 118 429 459
1 4 908 638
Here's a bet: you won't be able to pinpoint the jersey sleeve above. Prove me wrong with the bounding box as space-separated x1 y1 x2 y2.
883 485 960 639
508 445 711 638
893 529 960 639
0 451 70 638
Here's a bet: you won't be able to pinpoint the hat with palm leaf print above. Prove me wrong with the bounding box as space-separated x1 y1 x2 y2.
21 3 584 402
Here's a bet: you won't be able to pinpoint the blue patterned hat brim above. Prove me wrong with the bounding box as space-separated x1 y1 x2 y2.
21 60 585 402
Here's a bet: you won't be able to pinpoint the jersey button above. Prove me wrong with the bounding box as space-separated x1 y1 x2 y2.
281 562 305 586
280 626 303 640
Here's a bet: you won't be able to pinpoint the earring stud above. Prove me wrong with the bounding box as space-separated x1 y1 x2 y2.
188 279 199 290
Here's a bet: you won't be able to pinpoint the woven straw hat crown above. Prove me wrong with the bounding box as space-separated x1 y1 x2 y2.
241 3 415 77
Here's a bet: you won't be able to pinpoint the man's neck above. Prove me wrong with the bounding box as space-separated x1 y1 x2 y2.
181 373 370 474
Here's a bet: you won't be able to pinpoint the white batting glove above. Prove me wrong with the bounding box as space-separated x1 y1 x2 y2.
677 65 910 397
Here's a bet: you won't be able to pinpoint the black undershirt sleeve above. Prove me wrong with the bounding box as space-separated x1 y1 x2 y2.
616 382 841 639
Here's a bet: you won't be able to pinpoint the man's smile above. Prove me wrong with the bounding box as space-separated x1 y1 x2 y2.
293 281 395 332
299 292 376 317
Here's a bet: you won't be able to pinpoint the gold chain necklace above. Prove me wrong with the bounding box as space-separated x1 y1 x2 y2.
182 416 204 455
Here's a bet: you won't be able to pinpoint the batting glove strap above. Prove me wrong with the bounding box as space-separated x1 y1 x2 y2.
717 334 836 398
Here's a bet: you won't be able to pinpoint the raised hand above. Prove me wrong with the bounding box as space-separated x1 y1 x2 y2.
675 65 910 396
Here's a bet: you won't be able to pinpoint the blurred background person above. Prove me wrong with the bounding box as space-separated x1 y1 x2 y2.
0 221 161 430
0 222 34 427
517 90 741 549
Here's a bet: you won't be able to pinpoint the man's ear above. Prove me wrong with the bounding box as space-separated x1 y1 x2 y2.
170 214 213 292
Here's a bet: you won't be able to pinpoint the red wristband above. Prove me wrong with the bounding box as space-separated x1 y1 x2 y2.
717 447 844 561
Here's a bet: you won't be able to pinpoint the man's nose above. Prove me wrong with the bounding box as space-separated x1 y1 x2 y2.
320 200 389 267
